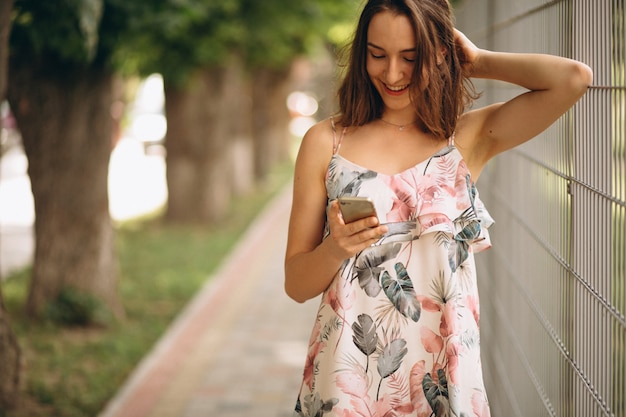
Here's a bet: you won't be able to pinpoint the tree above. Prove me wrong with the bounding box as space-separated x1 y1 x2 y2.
241 0 319 181
6 0 137 319
124 0 357 223
241 0 357 180
120 0 249 223
0 0 22 409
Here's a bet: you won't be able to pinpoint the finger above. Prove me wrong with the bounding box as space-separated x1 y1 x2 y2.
327 200 344 226
357 225 387 245
345 216 379 237
345 221 364 237
328 199 340 216
370 225 388 241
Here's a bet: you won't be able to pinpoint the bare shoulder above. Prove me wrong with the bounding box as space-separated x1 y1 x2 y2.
301 117 336 147
296 118 337 170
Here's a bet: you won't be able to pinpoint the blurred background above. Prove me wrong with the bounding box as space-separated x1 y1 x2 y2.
0 0 624 416
0 1 361 415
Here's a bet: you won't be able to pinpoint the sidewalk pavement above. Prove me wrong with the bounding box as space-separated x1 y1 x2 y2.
99 185 318 417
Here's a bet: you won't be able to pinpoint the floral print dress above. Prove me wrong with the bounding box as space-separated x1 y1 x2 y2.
293 121 494 417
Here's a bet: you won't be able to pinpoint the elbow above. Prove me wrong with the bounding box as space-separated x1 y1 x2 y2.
581 63 593 88
285 282 308 304
284 264 309 304
570 61 593 95
556 60 593 106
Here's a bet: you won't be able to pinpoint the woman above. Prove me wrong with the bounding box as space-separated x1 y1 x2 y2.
285 0 592 415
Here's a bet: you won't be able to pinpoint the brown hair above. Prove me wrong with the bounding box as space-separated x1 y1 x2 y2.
336 0 475 139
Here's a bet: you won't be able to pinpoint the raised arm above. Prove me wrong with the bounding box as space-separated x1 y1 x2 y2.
453 29 593 176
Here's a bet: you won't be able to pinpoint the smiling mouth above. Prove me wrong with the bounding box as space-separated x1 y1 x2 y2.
383 83 409 95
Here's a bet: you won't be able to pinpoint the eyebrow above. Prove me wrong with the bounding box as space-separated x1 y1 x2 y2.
367 42 416 53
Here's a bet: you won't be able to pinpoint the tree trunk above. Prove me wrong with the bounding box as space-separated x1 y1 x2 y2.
0 0 11 99
250 66 293 181
164 63 245 223
0 0 22 409
0 286 21 409
7 63 122 319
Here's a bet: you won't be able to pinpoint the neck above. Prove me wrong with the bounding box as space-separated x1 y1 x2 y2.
379 115 421 132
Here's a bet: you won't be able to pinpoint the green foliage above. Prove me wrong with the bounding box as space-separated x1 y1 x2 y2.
317 0 363 45
0 162 292 416
9 0 359 83
75 0 103 61
44 287 113 327
239 1 321 69
115 0 246 84
239 0 359 69
10 0 102 67
9 0 138 72
117 0 359 83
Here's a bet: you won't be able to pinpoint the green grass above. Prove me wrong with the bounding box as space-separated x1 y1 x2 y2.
1 163 293 417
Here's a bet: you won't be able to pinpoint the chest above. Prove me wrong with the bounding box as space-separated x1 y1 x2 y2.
337 132 448 177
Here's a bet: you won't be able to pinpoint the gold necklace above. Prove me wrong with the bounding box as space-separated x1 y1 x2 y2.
380 118 418 131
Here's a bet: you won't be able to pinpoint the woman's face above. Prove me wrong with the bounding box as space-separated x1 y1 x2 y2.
366 10 417 113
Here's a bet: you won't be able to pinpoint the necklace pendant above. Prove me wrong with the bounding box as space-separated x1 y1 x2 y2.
380 117 416 131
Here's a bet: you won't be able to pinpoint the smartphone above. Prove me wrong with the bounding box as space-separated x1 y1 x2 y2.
338 196 378 224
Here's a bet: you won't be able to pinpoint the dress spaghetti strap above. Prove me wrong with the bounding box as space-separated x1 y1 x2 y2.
330 116 346 154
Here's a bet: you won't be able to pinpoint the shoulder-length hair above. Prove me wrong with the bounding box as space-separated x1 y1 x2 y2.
336 0 475 139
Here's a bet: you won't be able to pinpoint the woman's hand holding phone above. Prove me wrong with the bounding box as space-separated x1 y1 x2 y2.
325 199 388 260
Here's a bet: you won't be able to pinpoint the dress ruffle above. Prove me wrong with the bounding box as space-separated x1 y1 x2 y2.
325 146 494 260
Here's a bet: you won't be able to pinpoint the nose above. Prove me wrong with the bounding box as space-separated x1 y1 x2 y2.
385 58 405 85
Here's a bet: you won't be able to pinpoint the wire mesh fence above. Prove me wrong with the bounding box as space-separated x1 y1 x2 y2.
454 0 625 415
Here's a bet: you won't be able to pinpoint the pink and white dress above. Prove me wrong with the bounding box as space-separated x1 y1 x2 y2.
293 120 494 417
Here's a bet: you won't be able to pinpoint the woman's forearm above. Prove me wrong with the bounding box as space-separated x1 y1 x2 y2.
284 238 345 303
